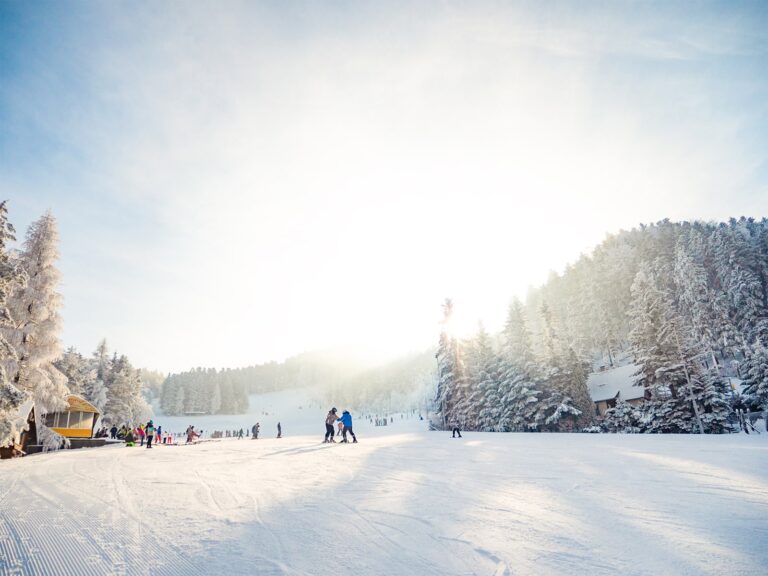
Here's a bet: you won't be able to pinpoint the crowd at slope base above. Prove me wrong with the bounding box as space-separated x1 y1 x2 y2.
99 421 204 447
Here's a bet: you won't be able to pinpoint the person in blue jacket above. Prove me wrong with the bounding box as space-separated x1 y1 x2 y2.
337 410 357 443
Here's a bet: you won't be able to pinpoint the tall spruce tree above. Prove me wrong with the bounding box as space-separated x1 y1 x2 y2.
497 300 542 431
0 201 28 448
742 341 768 410
464 323 503 431
435 299 466 428
536 301 591 431
3 212 69 419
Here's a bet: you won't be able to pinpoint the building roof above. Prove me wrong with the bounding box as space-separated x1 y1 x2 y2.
63 395 100 414
587 363 645 402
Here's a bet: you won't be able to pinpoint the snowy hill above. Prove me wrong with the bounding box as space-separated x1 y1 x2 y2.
152 388 427 438
1 430 766 575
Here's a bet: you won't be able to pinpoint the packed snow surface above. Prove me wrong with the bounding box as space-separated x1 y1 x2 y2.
1 424 767 575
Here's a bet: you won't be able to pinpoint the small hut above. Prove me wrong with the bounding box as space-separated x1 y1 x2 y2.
588 364 646 417
1 395 104 459
43 395 100 438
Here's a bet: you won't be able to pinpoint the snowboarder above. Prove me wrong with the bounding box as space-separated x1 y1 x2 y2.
337 410 357 443
237 428 244 440
146 420 155 448
124 429 135 447
110 425 117 439
451 421 462 438
324 408 338 443
277 422 282 438
251 423 260 439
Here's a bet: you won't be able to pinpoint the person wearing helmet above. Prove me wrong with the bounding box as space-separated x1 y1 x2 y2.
324 408 338 443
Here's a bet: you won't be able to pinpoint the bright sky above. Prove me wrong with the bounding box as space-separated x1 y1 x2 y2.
2 1 767 372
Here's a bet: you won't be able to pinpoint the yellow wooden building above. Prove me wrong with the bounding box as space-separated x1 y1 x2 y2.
43 395 100 438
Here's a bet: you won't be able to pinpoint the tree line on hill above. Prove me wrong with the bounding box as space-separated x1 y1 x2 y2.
437 218 768 433
159 347 436 416
0 203 150 450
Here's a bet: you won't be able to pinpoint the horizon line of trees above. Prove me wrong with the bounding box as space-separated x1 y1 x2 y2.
158 347 436 416
436 217 768 433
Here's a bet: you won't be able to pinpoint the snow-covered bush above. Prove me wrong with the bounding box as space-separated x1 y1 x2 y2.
602 399 641 433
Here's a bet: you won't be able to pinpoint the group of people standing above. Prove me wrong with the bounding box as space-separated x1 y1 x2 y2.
121 420 159 448
324 407 357 443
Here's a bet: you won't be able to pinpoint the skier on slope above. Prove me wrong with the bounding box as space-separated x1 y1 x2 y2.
277 422 282 438
186 425 199 444
451 420 462 438
337 410 357 443
145 420 155 448
324 408 338 443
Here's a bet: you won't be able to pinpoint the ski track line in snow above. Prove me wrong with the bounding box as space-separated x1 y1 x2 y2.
2 448 206 576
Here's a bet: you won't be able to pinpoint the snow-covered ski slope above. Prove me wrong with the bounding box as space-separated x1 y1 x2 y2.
1 429 767 576
149 388 413 437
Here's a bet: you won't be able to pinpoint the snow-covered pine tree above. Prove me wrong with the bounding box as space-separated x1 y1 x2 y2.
435 299 466 429
166 375 186 415
497 300 542 431
742 340 768 410
629 260 697 433
535 300 591 431
103 354 146 426
561 346 595 423
504 299 534 366
629 260 730 433
218 371 234 414
0 201 29 448
55 347 92 396
2 212 69 449
210 380 222 414
675 228 723 373
129 369 152 424
464 323 503 431
711 225 768 355
55 346 107 422
602 398 641 433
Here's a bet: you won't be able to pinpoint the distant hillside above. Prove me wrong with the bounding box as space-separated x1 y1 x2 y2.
160 348 436 416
